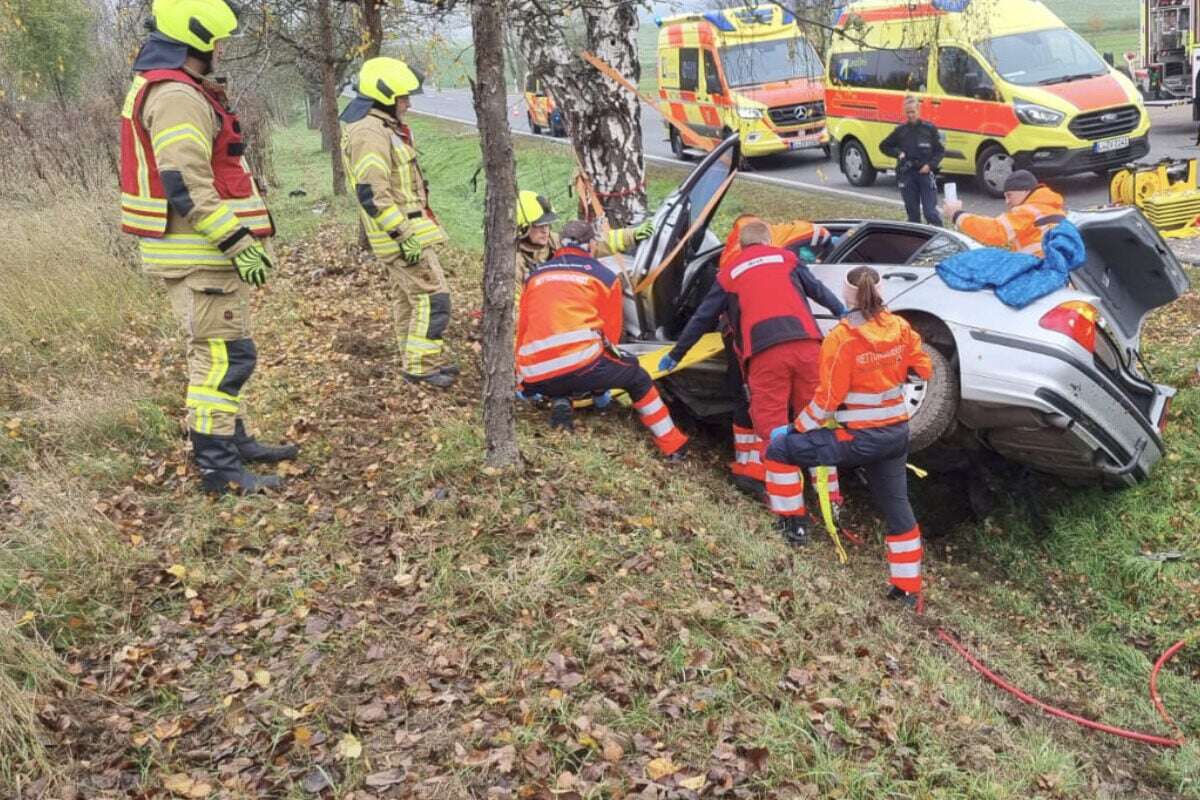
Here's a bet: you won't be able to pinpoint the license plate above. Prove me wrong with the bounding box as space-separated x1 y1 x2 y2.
1094 135 1130 154
788 136 821 151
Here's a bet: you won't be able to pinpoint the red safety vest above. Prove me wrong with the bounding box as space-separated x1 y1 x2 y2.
717 243 822 362
119 68 272 239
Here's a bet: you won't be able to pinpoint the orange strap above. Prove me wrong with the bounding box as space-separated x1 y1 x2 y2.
634 171 736 294
579 50 720 151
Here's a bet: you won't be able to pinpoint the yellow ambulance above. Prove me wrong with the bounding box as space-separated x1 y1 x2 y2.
656 5 829 159
825 0 1151 196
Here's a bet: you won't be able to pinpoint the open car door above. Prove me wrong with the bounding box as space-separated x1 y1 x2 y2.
624 134 740 340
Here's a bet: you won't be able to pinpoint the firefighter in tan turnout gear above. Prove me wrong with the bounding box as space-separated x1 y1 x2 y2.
514 190 654 283
340 58 457 388
120 0 297 495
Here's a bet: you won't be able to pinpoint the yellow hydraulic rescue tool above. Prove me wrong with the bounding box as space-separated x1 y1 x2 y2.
1109 159 1200 239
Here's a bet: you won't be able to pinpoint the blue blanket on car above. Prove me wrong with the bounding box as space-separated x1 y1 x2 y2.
936 221 1087 309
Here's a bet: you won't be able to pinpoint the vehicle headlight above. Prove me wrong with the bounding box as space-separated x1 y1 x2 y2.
736 106 763 120
1014 99 1065 127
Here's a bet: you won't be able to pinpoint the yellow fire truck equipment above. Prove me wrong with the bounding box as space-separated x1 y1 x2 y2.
1110 158 1200 238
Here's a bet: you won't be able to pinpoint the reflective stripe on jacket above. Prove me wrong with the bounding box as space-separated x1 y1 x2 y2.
953 186 1066 258
515 247 622 384
794 310 933 432
716 243 825 361
120 69 272 275
340 109 446 257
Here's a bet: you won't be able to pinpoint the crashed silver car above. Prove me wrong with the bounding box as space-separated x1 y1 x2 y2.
614 136 1188 485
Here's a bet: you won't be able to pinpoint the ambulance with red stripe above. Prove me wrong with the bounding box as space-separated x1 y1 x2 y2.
656 5 830 159
825 0 1151 196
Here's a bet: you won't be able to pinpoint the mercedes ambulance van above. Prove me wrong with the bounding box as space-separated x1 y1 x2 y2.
825 0 1151 196
657 5 829 159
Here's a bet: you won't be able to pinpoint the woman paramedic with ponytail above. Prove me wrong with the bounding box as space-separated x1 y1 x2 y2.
766 267 933 610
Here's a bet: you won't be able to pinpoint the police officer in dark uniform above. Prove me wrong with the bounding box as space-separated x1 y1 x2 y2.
880 95 945 227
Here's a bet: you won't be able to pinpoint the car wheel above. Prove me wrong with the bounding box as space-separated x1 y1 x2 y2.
840 139 877 187
669 127 691 161
904 343 959 452
527 112 541 135
975 144 1012 198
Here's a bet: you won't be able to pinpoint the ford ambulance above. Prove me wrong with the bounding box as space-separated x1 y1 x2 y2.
656 5 829 159
825 0 1151 196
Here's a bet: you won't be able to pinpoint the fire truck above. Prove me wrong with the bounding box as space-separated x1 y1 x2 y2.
1135 0 1200 117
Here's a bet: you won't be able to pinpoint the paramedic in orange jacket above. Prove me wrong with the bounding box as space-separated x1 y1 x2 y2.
516 221 688 458
942 170 1066 258
766 266 934 610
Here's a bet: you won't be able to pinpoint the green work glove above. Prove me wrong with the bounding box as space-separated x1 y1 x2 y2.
634 219 655 241
233 243 272 287
399 235 422 265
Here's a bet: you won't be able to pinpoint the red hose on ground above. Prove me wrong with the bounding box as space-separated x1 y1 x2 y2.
935 628 1188 748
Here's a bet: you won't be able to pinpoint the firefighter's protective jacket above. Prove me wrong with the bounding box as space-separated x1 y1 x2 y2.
794 311 933 432
340 108 447 257
120 68 273 277
952 186 1066 258
515 246 623 384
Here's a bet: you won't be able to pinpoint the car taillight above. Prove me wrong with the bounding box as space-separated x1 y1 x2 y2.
1158 395 1172 435
1039 301 1099 353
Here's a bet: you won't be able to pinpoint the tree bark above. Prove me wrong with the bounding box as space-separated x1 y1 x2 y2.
471 0 521 468
317 0 346 194
359 0 385 58
513 0 647 226
305 85 322 130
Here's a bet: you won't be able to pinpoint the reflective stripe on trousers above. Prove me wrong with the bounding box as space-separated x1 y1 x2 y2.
634 387 687 456
764 459 805 517
730 425 765 480
885 525 923 594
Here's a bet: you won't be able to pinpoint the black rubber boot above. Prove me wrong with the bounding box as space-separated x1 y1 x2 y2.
777 515 809 547
404 370 456 389
886 586 919 609
549 398 574 431
664 442 689 463
193 432 283 495
234 419 299 464
730 474 767 503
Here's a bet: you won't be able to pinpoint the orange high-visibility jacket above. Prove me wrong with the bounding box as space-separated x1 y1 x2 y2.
515 246 623 385
794 310 933 432
719 216 832 270
952 186 1066 258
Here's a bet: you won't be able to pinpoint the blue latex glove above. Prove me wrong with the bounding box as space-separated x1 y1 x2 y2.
830 234 844 246
593 390 613 409
770 424 792 443
516 390 543 402
658 353 679 373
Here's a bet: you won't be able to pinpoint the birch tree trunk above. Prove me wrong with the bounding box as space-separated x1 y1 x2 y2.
512 0 647 226
471 0 521 467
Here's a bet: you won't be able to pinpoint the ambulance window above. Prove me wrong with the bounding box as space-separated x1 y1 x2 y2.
524 74 539 94
703 51 723 94
938 47 996 100
830 51 880 88
680 48 700 92
874 48 928 92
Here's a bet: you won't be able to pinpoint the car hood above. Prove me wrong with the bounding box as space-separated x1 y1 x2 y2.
735 78 824 107
1068 207 1190 347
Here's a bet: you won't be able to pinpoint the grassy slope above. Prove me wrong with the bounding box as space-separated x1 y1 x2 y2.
1 114 1197 798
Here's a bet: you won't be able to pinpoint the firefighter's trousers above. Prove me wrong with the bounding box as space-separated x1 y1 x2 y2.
382 246 451 376
164 270 255 438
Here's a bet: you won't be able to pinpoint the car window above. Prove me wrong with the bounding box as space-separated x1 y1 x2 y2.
525 74 539 94
680 48 700 92
906 233 966 267
938 47 996 100
830 48 927 91
703 50 723 95
836 230 932 265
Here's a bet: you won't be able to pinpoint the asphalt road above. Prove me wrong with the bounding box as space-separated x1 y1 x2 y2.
411 88 1200 216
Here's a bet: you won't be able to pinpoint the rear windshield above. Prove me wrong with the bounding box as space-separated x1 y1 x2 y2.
720 38 822 87
978 28 1107 86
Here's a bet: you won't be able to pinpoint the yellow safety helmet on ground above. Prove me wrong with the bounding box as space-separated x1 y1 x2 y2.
516 191 557 229
151 0 239 52
358 57 422 106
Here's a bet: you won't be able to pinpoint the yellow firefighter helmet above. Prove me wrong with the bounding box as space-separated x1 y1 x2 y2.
358 57 422 105
151 0 239 52
516 191 557 230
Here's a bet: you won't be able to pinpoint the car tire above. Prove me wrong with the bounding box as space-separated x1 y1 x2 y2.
975 144 1012 198
527 112 541 135
904 343 959 452
840 138 877 187
669 127 691 161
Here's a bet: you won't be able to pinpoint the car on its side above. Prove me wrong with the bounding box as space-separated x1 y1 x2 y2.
611 135 1188 485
